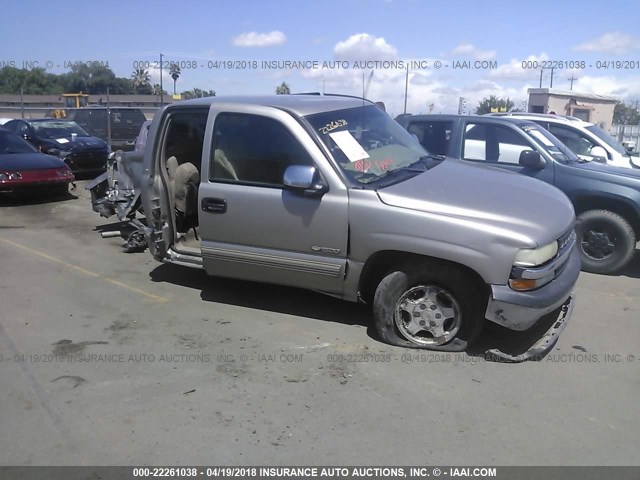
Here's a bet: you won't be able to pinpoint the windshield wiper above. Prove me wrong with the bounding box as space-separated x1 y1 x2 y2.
358 155 443 184
393 154 444 173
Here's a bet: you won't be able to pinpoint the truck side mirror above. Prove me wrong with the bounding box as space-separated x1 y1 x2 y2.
519 150 545 169
283 165 328 197
590 146 608 162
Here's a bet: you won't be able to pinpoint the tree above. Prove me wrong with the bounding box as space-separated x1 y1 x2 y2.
613 101 640 125
111 77 135 95
152 84 167 96
275 81 290 94
62 63 125 94
475 95 514 114
0 66 63 94
180 88 216 100
131 68 151 94
0 64 137 95
169 64 181 95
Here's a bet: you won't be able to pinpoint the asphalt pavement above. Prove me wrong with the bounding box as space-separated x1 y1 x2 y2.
0 182 638 466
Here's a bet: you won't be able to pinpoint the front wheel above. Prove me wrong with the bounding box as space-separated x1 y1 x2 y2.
575 210 636 274
372 262 486 351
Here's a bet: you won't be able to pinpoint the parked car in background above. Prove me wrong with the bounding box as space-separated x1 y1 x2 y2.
398 114 640 274
486 113 639 169
62 107 147 152
0 118 12 126
3 119 108 174
0 127 74 195
88 95 580 361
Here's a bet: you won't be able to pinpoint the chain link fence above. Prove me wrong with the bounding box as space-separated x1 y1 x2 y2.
611 124 640 154
0 106 159 151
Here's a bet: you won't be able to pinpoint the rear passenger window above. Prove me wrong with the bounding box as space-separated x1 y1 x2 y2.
407 121 453 156
548 125 596 156
164 111 208 172
210 113 313 186
464 123 534 164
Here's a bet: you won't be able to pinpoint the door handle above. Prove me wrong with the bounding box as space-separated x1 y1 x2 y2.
201 197 227 214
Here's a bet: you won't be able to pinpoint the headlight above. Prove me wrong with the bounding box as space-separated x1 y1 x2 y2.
0 172 8 181
513 241 558 268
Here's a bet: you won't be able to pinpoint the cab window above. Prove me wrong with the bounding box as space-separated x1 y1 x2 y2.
464 123 534 164
548 124 598 156
406 121 453 156
210 113 313 186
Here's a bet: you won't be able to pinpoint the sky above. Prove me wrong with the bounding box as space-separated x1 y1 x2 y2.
1 0 640 117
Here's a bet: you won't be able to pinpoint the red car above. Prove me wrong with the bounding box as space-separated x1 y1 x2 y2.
0 127 75 195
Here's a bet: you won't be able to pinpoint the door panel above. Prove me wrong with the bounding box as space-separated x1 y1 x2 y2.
198 107 349 294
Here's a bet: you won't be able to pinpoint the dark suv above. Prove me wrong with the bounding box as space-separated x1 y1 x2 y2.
3 118 108 174
63 108 147 151
397 114 640 274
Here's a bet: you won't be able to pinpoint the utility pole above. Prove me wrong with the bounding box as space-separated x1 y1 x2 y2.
403 63 409 114
159 53 164 107
20 82 24 119
106 86 112 151
568 76 577 90
540 67 555 88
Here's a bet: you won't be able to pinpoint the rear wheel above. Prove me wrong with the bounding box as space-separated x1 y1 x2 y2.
576 210 635 274
372 261 486 351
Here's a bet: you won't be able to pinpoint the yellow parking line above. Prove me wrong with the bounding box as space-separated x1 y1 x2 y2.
0 236 168 303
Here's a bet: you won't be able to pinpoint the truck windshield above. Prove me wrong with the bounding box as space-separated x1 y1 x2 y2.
585 124 628 156
305 105 432 184
520 124 579 163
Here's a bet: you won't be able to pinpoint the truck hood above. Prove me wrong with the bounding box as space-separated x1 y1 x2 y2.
376 160 574 245
568 159 640 181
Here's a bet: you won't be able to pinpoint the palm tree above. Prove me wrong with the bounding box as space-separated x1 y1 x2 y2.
275 81 290 94
131 68 151 93
169 64 181 95
152 84 164 96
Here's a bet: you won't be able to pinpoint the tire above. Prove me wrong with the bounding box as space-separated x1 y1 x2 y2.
575 209 636 274
372 261 486 351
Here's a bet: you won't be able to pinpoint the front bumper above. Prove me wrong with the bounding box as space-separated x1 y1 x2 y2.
485 246 580 331
486 293 575 363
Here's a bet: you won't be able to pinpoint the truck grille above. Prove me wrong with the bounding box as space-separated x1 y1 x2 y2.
558 229 576 253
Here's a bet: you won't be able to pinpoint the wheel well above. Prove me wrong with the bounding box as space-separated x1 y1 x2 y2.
358 251 488 305
573 197 640 238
